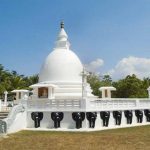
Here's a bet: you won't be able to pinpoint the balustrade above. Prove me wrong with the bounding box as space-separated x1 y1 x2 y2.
25 98 150 112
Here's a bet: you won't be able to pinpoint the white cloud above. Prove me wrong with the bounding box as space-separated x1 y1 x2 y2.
85 58 104 72
108 56 150 79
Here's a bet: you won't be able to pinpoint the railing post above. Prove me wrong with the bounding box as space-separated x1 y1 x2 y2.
0 99 1 111
72 100 74 108
80 98 85 110
136 99 140 108
80 98 89 111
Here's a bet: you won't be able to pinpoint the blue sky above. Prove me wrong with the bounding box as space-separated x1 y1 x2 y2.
0 0 150 79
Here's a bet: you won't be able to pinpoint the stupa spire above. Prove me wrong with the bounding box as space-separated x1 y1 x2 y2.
55 21 70 49
60 21 64 29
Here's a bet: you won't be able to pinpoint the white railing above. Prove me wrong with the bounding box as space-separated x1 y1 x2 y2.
26 98 150 112
89 100 136 109
86 98 150 111
26 99 82 111
0 100 13 112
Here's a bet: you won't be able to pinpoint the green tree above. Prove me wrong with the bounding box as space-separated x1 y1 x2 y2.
101 75 112 86
87 73 113 97
23 74 38 88
113 74 148 98
87 72 101 96
0 64 39 98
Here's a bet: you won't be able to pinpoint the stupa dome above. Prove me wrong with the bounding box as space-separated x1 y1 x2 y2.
39 22 83 83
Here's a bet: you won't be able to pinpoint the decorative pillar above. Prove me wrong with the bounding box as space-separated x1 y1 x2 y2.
0 100 1 111
48 87 55 99
147 87 150 98
22 94 28 108
4 91 8 106
99 87 116 99
101 89 105 98
108 90 111 98
81 67 89 99
16 92 19 100
23 94 28 100
52 88 55 99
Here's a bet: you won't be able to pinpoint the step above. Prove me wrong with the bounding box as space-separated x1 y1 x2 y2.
0 113 9 115
0 112 9 120
0 112 9 114
0 116 7 119
0 114 8 117
0 112 9 115
0 111 9 113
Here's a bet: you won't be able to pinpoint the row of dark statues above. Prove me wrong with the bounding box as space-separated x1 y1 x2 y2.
31 109 150 129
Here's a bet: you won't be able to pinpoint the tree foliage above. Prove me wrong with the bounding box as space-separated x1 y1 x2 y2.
0 64 149 99
87 73 150 98
87 72 101 96
87 73 113 97
0 64 38 98
112 74 149 98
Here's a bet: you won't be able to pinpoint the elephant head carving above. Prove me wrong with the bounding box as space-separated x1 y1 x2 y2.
86 112 97 128
144 109 150 122
100 111 110 127
113 111 122 125
51 112 64 128
72 112 85 129
135 110 143 123
31 112 43 128
124 110 133 124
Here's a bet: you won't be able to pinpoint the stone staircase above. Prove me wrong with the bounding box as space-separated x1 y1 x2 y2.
0 112 9 120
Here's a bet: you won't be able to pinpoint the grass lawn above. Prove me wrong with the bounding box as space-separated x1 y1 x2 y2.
0 125 150 150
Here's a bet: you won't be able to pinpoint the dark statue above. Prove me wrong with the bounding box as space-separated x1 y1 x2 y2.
124 110 133 124
135 110 143 123
144 109 150 122
72 112 85 129
51 112 64 128
113 111 122 125
86 112 97 128
100 111 110 127
31 112 43 128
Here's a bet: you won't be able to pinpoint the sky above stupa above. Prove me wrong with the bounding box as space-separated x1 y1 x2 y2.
0 0 150 80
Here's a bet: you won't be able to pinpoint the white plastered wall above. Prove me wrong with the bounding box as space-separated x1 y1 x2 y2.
26 110 149 131
7 111 27 133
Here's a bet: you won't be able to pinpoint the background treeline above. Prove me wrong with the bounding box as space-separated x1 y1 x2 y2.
87 73 150 98
0 64 38 99
0 64 150 99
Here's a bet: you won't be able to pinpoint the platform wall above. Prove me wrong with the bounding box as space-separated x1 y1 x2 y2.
26 110 149 130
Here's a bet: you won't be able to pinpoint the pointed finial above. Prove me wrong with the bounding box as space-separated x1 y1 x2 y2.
60 21 64 28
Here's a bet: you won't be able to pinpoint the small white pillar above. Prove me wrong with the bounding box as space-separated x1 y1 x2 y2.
48 87 52 99
48 87 55 99
147 87 150 98
23 94 28 100
4 91 8 106
82 82 88 98
0 99 2 111
81 67 89 99
99 86 116 99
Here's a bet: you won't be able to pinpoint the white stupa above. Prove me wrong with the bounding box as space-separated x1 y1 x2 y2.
31 22 94 99
1 22 150 134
